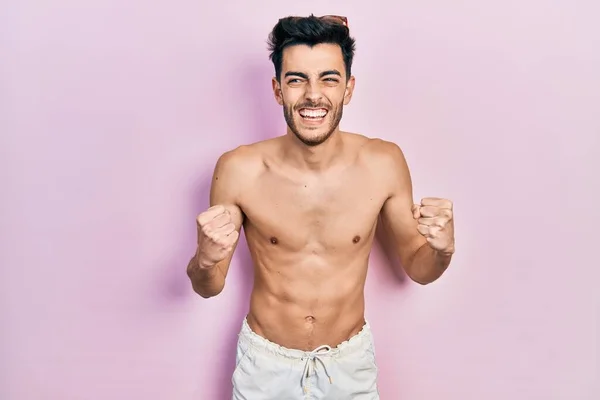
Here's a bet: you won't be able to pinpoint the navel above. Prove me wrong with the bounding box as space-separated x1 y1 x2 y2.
352 235 361 244
270 236 278 245
305 315 316 323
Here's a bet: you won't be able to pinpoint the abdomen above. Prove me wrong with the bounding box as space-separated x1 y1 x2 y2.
246 247 371 351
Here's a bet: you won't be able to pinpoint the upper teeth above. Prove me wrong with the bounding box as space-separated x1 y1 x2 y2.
301 109 327 118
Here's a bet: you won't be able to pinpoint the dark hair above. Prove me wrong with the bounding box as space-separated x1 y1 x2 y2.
267 14 356 82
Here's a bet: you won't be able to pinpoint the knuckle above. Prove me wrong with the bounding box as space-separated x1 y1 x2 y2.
204 230 219 241
207 235 219 244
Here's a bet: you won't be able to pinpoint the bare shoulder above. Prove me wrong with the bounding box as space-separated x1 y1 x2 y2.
214 138 276 174
340 132 412 199
344 132 408 171
211 140 272 196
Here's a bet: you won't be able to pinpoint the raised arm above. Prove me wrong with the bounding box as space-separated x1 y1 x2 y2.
378 141 455 285
187 149 245 298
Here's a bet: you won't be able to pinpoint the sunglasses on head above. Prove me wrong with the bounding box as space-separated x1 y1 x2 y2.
319 15 348 27
287 15 349 28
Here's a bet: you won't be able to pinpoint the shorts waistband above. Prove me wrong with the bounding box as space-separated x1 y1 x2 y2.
238 316 373 360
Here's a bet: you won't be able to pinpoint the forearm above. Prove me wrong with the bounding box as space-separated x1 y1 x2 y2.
186 251 226 298
405 243 453 285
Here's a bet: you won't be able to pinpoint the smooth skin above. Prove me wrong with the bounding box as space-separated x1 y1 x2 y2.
187 43 455 351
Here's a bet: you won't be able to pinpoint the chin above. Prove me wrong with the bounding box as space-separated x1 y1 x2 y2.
283 103 341 146
293 128 334 147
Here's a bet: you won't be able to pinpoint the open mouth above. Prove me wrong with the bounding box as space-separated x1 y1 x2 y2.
298 108 328 122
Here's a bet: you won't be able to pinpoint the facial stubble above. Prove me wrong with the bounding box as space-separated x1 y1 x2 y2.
283 100 344 146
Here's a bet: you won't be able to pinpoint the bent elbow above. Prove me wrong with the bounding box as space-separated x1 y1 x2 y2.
408 273 436 286
191 282 225 299
410 277 429 285
198 291 216 299
198 289 222 299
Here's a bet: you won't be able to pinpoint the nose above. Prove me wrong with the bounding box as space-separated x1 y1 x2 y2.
304 81 323 103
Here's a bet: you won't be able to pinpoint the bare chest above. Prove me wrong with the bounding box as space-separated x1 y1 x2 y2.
240 169 387 252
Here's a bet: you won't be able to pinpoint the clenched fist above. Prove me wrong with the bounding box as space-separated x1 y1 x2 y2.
412 197 455 255
195 205 239 269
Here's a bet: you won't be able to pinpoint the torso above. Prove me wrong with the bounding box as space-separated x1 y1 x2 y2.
236 132 391 351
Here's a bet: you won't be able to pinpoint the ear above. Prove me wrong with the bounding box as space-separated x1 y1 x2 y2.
343 75 356 105
272 77 284 105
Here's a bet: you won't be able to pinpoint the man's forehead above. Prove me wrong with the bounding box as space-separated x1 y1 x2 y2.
282 43 344 70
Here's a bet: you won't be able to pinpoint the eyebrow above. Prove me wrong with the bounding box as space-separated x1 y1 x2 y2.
284 69 342 79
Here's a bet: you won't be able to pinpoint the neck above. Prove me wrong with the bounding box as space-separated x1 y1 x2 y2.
282 128 344 171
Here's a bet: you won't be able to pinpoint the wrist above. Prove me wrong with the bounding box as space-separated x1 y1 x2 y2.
195 248 217 270
435 246 454 259
434 237 455 257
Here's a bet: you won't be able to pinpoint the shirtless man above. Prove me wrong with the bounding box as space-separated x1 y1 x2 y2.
187 15 455 399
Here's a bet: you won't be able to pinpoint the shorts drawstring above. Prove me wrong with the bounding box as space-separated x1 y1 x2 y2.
301 345 333 394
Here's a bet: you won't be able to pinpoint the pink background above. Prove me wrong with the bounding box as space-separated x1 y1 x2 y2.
2 0 599 399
